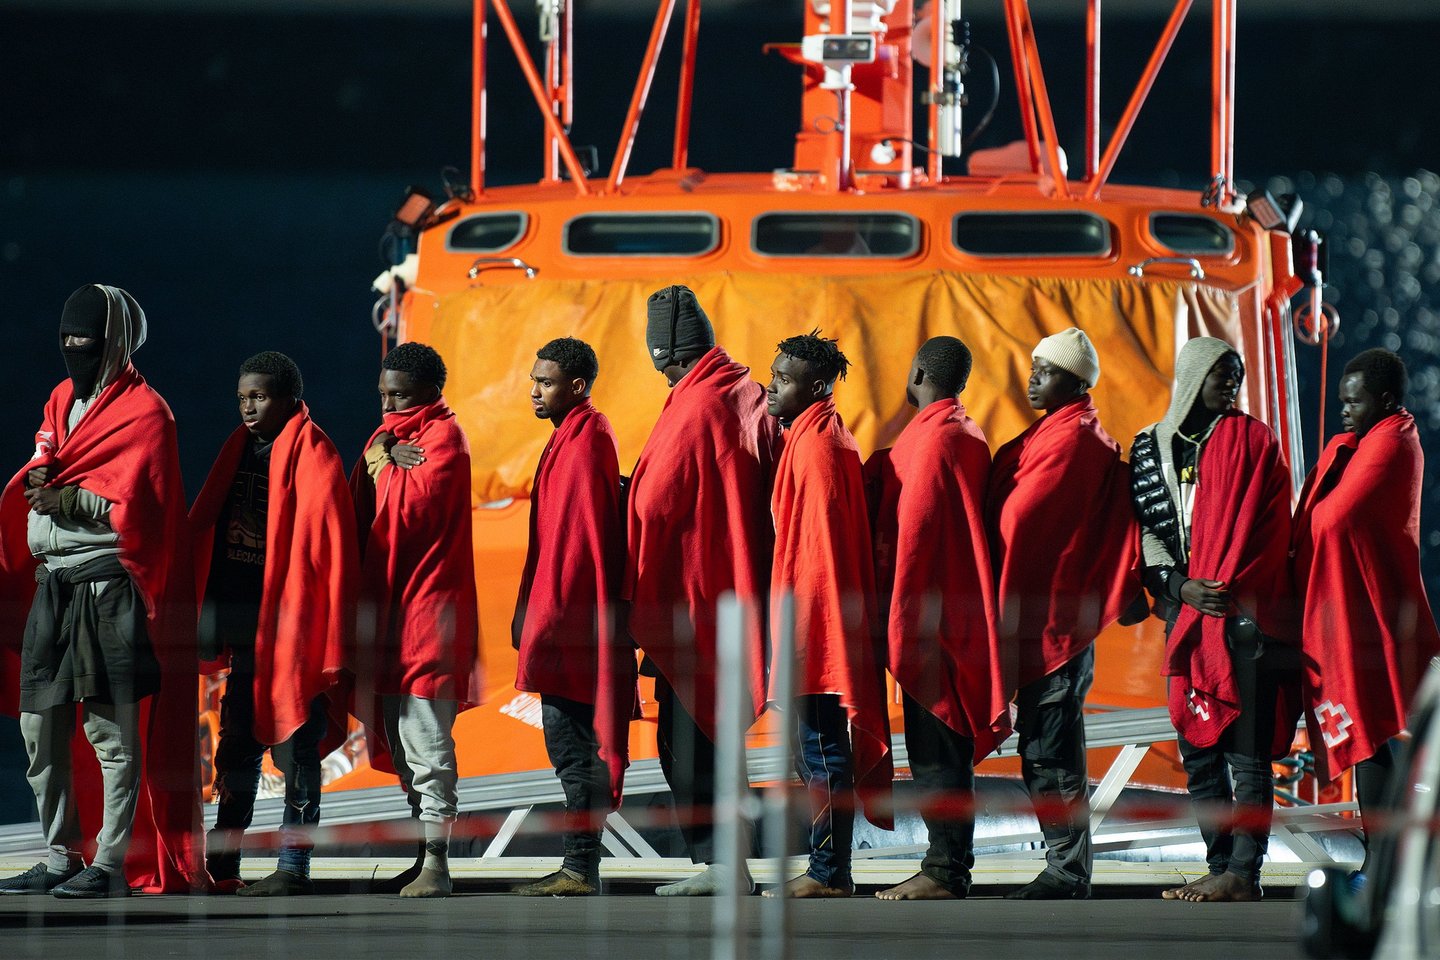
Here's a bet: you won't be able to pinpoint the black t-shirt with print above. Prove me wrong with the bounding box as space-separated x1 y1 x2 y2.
198 438 271 659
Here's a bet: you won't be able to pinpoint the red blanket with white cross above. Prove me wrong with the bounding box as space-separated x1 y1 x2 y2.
1164 411 1294 749
1293 411 1440 780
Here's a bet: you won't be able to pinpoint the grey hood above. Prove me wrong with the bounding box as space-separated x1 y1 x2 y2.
1157 336 1237 441
93 284 147 395
1141 336 1240 567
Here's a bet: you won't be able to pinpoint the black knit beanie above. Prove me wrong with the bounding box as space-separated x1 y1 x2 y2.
60 285 108 339
645 284 714 371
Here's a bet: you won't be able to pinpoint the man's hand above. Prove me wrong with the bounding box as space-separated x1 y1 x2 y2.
23 485 62 516
390 443 425 470
26 465 51 489
1180 578 1231 618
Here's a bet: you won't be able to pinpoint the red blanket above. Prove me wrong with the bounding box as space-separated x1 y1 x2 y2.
771 398 893 826
988 396 1139 688
0 369 205 893
191 405 358 746
624 346 779 739
1165 412 1293 748
513 400 635 807
351 400 481 702
1294 411 1440 780
871 399 1011 760
349 400 482 776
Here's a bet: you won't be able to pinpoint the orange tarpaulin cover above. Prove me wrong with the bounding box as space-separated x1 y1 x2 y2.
332 270 1244 791
420 271 1240 503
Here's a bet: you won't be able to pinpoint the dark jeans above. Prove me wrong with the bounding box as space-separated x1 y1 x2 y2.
1176 647 1281 884
794 694 854 890
903 693 976 897
1354 738 1399 874
540 694 609 882
210 651 327 878
655 674 717 865
1015 645 1094 889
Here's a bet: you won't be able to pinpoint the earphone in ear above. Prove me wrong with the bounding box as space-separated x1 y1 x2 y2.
913 367 925 386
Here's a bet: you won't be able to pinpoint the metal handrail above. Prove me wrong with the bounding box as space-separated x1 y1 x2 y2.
1128 256 1205 280
467 256 538 280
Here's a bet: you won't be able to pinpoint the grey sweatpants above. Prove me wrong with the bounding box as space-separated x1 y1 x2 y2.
381 695 460 839
21 701 142 875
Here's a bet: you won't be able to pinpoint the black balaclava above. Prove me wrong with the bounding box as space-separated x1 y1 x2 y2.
645 284 715 371
59 285 109 398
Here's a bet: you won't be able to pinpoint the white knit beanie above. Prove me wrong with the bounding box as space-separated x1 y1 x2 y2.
1032 327 1101 387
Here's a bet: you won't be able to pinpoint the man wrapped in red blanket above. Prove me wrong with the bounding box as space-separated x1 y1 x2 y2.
1293 348 1440 875
0 285 203 898
190 351 358 896
867 336 1008 903
1130 337 1295 903
763 331 891 900
625 285 780 896
987 328 1137 901
512 337 635 898
351 343 481 898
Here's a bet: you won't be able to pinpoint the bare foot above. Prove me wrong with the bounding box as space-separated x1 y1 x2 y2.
1177 872 1261 903
761 875 852 899
875 873 958 901
374 860 423 894
1161 875 1208 900
399 867 452 898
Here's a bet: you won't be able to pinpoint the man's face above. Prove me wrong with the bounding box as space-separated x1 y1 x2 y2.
905 359 923 409
1027 358 1084 412
1199 354 1244 415
766 353 823 421
530 359 585 421
660 356 697 389
1339 372 1385 438
378 368 437 414
238 373 295 442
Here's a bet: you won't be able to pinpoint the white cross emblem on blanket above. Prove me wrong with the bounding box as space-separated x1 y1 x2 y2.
1315 700 1355 749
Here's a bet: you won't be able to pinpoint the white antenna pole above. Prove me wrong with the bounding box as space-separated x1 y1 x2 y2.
762 592 795 960
712 592 749 960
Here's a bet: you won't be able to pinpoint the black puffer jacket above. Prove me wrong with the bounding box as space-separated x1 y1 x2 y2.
1130 428 1181 564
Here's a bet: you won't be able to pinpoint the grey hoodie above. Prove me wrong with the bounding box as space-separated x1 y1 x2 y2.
27 285 148 570
1139 336 1239 570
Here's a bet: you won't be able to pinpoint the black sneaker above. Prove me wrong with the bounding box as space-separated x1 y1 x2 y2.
0 862 81 895
1003 872 1091 901
52 866 130 899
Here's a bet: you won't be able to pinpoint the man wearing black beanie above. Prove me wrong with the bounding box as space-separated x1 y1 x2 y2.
642 284 717 386
0 285 200 897
626 285 781 895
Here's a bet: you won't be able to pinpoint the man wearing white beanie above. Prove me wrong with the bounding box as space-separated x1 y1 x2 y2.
986 327 1138 900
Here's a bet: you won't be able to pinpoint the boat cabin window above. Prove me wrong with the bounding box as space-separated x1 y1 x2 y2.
951 212 1111 257
752 212 919 257
1149 213 1235 255
564 213 719 256
446 212 527 252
